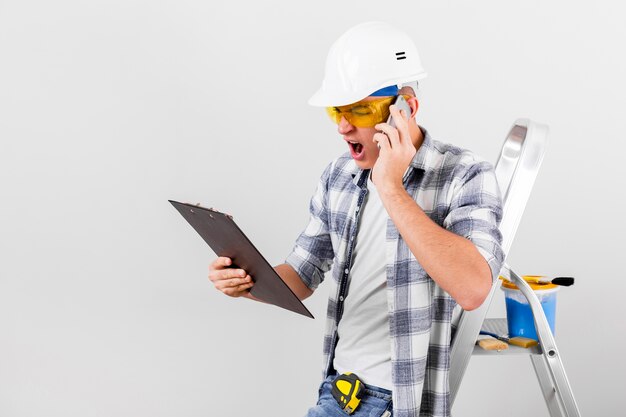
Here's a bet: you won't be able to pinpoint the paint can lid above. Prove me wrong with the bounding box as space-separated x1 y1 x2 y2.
499 276 559 291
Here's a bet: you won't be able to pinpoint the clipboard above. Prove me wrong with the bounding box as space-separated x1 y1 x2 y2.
169 200 314 318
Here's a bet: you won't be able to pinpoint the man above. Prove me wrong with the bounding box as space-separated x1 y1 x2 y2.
209 22 504 417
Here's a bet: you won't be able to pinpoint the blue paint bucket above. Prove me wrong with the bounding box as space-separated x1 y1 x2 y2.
500 276 559 340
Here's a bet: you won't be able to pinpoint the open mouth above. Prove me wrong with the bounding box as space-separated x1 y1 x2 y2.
348 141 363 155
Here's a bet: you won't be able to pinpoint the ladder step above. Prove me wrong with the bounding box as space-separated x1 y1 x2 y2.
474 318 543 356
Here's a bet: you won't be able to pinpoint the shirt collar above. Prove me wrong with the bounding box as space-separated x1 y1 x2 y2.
408 126 435 173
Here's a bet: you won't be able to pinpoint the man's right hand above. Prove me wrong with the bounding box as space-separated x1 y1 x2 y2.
208 257 254 297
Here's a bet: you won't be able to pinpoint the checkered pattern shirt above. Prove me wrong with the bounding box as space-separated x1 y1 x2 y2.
286 129 504 417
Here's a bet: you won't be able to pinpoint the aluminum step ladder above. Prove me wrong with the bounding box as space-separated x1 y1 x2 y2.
448 119 581 416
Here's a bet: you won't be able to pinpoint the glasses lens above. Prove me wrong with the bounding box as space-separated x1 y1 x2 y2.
325 107 342 124
325 96 399 128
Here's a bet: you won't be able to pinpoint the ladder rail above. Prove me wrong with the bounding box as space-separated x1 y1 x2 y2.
506 266 581 417
450 119 549 403
497 120 549 253
449 119 581 416
531 354 566 416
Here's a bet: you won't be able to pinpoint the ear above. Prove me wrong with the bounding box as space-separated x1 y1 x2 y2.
406 96 419 119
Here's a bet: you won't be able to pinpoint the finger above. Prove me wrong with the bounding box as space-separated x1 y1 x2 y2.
223 283 253 297
375 124 400 148
372 133 381 149
213 278 248 292
210 257 232 272
223 287 240 297
236 281 254 292
233 275 254 292
209 267 246 283
373 132 391 151
215 276 251 290
389 104 409 132
377 105 407 144
221 269 247 280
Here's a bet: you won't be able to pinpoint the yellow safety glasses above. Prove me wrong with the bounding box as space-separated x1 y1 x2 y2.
325 95 410 128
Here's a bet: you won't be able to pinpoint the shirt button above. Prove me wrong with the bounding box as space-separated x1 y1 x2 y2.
339 296 344 302
344 268 349 274
356 206 360 212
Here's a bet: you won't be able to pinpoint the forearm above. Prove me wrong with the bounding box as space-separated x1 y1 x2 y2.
274 263 314 300
243 263 313 302
379 186 492 310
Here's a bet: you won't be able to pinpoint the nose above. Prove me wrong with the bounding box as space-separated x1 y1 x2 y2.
337 116 355 134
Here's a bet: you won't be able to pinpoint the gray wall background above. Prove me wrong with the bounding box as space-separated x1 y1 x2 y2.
1 0 624 415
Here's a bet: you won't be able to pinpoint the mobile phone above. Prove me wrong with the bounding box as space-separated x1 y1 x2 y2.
387 95 411 128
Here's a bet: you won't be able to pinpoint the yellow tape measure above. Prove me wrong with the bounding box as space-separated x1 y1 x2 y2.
331 373 364 414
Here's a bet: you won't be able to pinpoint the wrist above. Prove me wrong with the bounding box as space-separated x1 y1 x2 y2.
377 182 407 201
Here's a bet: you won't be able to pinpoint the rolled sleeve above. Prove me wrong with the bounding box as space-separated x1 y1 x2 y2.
285 163 335 290
444 160 505 281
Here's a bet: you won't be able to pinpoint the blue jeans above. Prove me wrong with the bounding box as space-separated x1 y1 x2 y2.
305 374 393 417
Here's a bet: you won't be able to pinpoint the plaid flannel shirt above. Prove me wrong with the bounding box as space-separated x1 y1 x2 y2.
286 129 504 417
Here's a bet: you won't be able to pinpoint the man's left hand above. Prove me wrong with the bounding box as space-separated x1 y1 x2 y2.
372 104 416 191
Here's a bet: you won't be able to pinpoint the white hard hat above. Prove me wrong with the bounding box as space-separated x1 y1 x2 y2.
309 21 427 107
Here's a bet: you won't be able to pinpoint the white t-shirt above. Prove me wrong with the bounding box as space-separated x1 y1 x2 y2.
333 176 392 390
